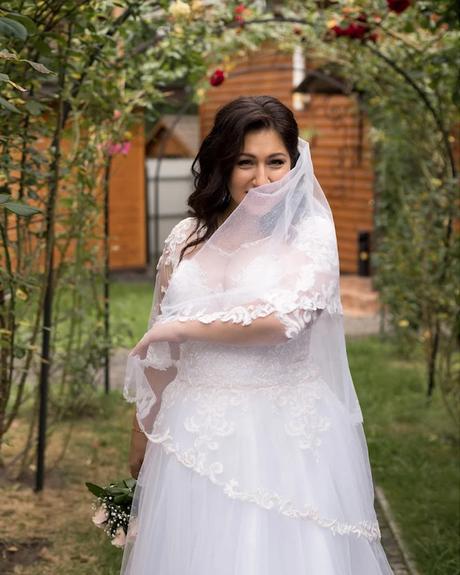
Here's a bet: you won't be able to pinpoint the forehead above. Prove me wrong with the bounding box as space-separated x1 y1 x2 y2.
240 129 288 156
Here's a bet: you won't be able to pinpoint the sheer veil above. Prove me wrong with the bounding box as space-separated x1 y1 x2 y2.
124 137 363 435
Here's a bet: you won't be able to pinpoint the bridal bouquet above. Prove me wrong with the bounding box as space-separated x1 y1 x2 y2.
86 478 136 548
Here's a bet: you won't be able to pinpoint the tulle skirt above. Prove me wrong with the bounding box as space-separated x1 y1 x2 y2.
120 375 393 575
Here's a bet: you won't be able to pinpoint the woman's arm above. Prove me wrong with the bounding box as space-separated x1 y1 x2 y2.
129 411 147 479
177 314 288 346
130 313 289 358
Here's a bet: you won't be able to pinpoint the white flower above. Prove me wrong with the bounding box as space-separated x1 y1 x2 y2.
111 526 127 548
169 0 191 19
92 505 108 528
191 0 204 11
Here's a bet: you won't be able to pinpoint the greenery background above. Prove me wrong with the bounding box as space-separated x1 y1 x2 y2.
0 0 459 573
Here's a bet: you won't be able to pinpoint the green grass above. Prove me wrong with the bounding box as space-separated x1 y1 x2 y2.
110 280 154 347
348 336 460 575
1 392 130 575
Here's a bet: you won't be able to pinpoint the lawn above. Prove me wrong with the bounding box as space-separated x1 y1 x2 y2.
110 280 154 347
348 337 460 575
0 280 458 574
0 393 129 574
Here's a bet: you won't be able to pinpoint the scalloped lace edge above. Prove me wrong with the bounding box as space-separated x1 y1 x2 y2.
146 433 381 542
159 299 342 328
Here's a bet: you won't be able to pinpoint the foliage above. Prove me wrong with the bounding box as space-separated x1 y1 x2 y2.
0 0 278 470
0 0 458 475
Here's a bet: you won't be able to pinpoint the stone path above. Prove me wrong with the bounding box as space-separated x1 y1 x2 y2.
376 496 413 575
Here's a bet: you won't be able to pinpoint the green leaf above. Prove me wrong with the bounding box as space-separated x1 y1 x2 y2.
85 482 106 498
0 73 10 82
0 96 20 113
6 13 37 34
124 478 137 490
24 60 54 75
13 346 26 359
113 494 132 504
3 201 40 217
0 193 11 204
0 17 28 41
25 100 45 116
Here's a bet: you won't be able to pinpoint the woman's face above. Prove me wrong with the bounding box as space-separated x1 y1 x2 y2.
227 129 291 209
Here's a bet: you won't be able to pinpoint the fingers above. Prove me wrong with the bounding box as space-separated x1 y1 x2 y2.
130 461 142 479
130 341 148 360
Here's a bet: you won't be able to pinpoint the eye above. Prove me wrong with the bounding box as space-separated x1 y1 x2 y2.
270 159 286 166
237 159 252 166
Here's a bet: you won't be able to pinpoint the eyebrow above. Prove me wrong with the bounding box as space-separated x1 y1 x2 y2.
238 152 288 158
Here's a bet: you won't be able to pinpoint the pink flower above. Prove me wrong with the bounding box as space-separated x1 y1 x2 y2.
387 0 411 14
210 69 225 87
119 141 132 155
111 526 127 548
113 109 122 119
92 505 108 528
107 141 132 156
234 4 246 24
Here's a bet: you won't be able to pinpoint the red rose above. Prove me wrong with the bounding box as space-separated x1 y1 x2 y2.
332 24 346 37
332 23 368 40
331 12 372 41
210 69 225 87
387 0 411 14
347 22 368 39
234 4 245 15
235 14 245 24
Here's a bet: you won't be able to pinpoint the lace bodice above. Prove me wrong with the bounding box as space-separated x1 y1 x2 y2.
154 216 340 339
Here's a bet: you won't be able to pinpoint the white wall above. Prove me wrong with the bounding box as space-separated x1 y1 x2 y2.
146 158 194 262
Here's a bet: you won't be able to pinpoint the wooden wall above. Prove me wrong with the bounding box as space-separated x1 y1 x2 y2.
108 123 146 270
296 96 374 273
200 47 375 274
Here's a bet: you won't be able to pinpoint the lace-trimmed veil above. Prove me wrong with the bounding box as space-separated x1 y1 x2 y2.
124 137 363 434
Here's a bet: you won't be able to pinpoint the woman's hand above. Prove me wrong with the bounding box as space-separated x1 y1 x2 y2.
129 321 185 359
129 413 148 479
129 428 147 479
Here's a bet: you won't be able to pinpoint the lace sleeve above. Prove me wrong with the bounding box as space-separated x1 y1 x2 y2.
272 216 341 340
149 216 198 326
123 217 199 432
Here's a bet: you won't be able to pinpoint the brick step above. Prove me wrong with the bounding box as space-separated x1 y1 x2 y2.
340 275 380 316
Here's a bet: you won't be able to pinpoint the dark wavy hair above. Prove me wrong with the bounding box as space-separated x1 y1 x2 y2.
179 95 299 262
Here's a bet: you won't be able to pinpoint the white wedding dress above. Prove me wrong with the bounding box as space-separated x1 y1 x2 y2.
120 217 393 575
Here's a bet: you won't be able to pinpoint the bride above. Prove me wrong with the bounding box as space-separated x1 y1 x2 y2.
121 95 393 574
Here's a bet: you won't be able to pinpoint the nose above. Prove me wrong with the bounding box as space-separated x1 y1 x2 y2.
252 164 271 187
